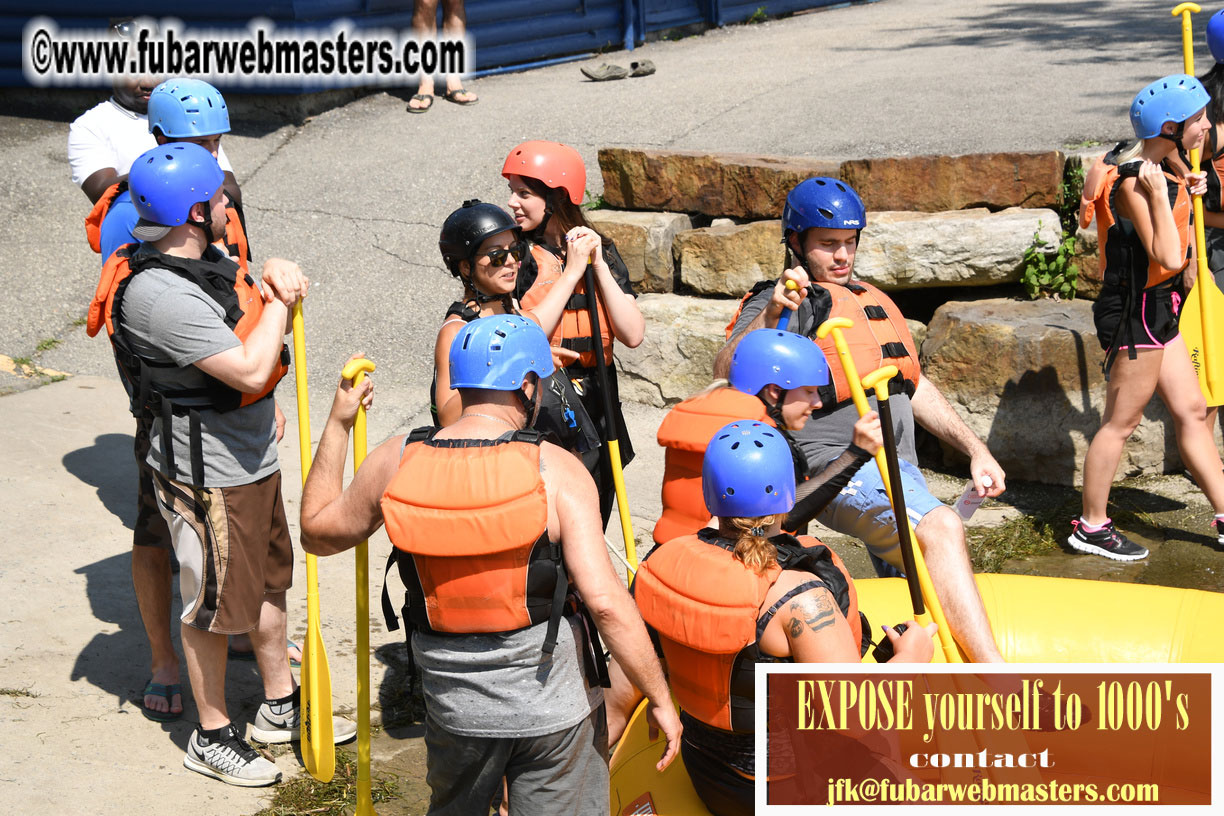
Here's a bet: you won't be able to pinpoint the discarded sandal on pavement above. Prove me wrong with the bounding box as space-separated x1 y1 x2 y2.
629 59 656 77
581 63 628 81
141 680 183 723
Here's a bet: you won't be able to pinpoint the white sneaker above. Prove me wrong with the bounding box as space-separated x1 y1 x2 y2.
183 724 282 787
250 693 357 745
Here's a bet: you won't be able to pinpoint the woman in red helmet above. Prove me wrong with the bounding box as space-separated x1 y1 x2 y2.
502 140 645 527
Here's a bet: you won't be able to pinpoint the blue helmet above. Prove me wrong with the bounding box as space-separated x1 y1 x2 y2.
702 421 796 518
729 328 830 396
129 142 224 228
1130 74 1209 140
148 79 230 138
782 177 866 237
1209 10 1224 63
449 315 555 390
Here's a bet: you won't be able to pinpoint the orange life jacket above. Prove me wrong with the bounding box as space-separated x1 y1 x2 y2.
724 279 920 408
654 387 772 546
1083 149 1191 291
634 530 862 733
810 281 920 407
518 243 614 369
381 427 570 652
84 181 251 270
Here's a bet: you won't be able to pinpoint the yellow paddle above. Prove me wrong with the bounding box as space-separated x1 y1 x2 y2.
340 356 378 816
293 302 335 782
583 258 638 576
815 317 961 663
1173 3 1224 406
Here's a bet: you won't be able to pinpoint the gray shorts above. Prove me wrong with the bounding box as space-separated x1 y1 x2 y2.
423 704 609 816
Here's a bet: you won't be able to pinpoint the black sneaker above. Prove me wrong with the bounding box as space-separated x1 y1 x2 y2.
1212 517 1224 547
1067 519 1149 561
183 723 282 787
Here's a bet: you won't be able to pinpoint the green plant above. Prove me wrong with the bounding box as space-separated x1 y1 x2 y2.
12 356 32 369
581 189 605 211
1059 160 1085 233
1021 226 1079 301
36 337 61 352
748 6 768 23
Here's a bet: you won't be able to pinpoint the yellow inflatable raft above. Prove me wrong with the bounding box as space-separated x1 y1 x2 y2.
608 573 1224 814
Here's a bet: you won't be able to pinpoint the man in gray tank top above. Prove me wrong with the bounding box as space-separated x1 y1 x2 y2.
301 315 681 815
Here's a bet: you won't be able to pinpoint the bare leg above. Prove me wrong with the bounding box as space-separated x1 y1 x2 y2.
132 545 182 716
914 507 1004 663
182 624 229 730
440 0 476 101
250 591 294 701
1157 335 1224 511
410 1 441 108
1081 349 1163 523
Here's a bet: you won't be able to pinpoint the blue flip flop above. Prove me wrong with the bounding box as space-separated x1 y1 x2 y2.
141 680 183 723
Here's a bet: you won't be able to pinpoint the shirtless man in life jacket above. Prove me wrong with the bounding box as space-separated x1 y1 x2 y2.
715 177 1007 664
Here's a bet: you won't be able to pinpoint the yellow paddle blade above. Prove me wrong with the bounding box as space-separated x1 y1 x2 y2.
1179 274 1224 406
300 605 335 782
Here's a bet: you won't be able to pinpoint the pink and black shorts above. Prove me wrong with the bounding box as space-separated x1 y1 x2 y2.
1093 280 1182 354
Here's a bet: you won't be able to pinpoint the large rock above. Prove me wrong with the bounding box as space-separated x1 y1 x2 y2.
585 209 693 293
616 294 741 407
921 298 1186 485
856 208 1062 289
598 148 839 219
841 151 1065 212
1072 222 1102 300
674 220 784 296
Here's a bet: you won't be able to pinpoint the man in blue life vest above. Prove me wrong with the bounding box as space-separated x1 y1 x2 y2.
716 177 1007 663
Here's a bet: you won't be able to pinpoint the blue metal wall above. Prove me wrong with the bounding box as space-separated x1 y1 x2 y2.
1 1 868 88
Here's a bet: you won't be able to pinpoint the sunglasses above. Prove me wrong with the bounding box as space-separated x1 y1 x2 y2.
480 242 526 268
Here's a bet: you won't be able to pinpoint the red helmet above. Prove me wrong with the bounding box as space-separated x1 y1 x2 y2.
502 140 586 206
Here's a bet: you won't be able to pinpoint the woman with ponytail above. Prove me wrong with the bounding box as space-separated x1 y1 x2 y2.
619 421 934 816
1073 74 1224 560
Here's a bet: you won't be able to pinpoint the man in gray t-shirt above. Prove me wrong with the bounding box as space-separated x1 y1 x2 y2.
715 177 1008 664
114 143 354 787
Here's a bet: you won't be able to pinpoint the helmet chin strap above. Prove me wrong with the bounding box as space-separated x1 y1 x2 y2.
759 389 810 482
187 201 218 248
515 375 542 428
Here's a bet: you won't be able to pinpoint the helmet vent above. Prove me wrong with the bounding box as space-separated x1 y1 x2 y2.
730 441 741 450
753 440 763 448
764 484 774 493
726 487 736 495
818 208 834 219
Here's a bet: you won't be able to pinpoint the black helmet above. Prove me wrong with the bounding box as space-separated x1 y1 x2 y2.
439 200 520 277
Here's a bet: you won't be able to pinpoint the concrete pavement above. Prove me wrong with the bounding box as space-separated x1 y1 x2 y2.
0 1 1200 813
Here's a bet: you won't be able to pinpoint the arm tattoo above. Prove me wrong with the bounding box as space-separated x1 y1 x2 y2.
787 592 837 638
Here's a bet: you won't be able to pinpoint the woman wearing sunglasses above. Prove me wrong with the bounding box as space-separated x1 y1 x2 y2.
502 140 645 528
431 199 531 426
